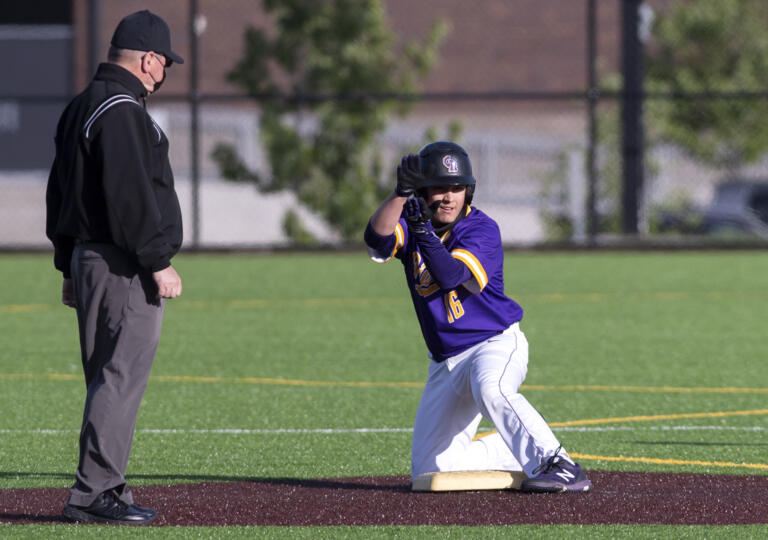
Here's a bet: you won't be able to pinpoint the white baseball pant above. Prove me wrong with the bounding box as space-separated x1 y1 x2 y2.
410 323 568 479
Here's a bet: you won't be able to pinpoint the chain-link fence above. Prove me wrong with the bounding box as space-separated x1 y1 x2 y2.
2 0 767 249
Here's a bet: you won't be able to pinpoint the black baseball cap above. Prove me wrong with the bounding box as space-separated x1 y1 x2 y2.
111 10 184 65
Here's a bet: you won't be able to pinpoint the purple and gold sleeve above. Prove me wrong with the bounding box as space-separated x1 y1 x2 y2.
364 220 405 263
449 219 502 293
413 230 472 290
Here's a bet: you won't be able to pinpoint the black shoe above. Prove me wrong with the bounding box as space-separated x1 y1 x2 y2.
62 490 157 525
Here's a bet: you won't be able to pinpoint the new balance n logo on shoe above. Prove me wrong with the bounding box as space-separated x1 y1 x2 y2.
521 453 592 493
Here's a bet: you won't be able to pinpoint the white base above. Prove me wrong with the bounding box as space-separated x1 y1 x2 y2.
411 470 527 492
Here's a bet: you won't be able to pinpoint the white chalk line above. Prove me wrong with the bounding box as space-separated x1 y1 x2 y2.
0 425 765 436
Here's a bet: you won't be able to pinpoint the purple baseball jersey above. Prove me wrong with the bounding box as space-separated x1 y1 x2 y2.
368 207 523 361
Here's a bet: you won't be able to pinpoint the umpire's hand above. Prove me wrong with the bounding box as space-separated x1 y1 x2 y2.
61 278 76 308
153 265 183 299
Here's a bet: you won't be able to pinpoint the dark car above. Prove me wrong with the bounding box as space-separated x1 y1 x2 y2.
656 180 768 239
700 180 768 238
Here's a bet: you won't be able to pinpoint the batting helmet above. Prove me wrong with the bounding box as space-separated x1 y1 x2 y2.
417 141 476 205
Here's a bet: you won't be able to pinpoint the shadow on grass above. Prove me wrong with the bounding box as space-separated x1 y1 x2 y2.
132 474 412 492
0 513 69 524
0 471 412 492
0 471 70 480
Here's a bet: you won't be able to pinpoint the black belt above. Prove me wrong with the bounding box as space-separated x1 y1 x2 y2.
74 238 103 245
74 239 112 246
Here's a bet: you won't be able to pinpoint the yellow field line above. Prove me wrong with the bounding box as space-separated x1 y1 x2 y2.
1 373 766 395
0 304 52 313
477 409 768 471
0 373 424 388
2 371 765 472
0 373 82 381
570 452 768 471
152 375 423 388
550 409 768 427
471 409 768 434
523 384 768 394
4 288 768 314
475 407 768 437
0 298 405 313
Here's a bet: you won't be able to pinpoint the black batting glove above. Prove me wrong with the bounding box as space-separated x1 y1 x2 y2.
395 154 423 197
403 197 435 236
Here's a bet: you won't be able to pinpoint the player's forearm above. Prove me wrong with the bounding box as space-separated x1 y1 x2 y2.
369 192 407 236
415 233 472 290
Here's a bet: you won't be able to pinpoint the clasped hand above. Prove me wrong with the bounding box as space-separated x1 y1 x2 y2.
403 197 435 235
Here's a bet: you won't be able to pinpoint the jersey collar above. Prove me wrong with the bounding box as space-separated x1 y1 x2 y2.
438 205 472 243
94 62 149 100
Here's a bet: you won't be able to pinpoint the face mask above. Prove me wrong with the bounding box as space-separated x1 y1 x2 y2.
150 68 166 93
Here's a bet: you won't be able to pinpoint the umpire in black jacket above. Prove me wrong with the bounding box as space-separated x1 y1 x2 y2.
46 10 184 525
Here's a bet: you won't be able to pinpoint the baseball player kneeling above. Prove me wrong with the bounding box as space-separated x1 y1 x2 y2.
364 141 591 493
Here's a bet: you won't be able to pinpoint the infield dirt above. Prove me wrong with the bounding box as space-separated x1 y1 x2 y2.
2 470 767 526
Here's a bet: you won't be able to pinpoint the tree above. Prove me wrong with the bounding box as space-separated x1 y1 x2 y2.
647 0 768 172
213 0 448 244
540 0 768 241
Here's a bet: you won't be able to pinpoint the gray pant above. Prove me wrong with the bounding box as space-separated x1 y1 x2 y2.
68 243 164 506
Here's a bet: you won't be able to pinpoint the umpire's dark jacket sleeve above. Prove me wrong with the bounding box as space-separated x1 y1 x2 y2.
46 141 74 277
91 103 180 272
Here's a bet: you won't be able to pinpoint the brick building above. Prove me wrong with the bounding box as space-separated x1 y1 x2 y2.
2 0 686 246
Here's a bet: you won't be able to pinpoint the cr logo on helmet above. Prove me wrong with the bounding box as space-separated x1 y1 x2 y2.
442 155 459 173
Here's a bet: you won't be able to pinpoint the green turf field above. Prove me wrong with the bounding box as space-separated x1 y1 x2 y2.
1 250 766 537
